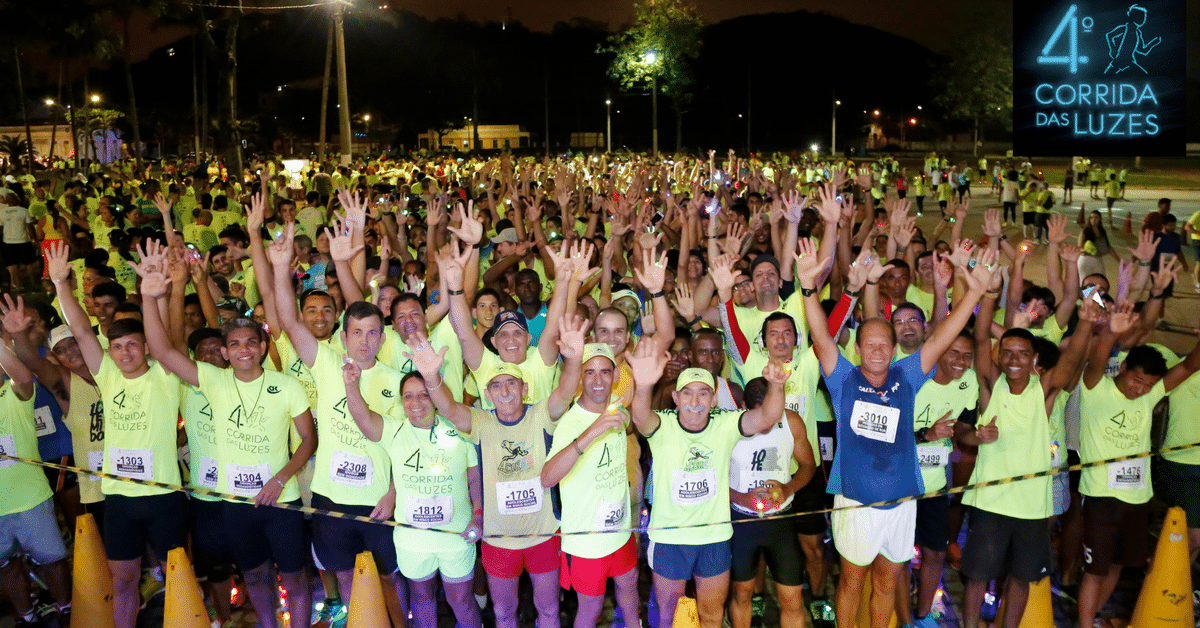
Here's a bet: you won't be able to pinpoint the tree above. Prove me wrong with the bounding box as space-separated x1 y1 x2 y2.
0 135 34 165
928 3 1012 155
603 0 703 152
102 0 175 172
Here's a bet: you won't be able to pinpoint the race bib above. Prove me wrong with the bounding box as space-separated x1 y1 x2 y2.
227 462 271 497
330 450 374 488
819 436 834 462
198 456 219 489
917 445 951 468
595 500 627 532
405 495 452 528
87 450 105 480
33 406 55 437
850 400 899 444
1108 458 1147 491
784 394 807 415
0 434 15 469
110 447 153 481
496 478 542 516
671 468 716 506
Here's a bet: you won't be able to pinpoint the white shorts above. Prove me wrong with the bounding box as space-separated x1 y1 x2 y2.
830 495 916 567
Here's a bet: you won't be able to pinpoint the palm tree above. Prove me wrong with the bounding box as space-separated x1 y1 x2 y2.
101 0 174 172
48 6 121 172
0 135 35 165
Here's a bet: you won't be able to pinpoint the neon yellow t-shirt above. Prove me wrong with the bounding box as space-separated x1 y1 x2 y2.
913 371 978 492
379 413 478 550
1165 369 1200 464
181 383 221 503
549 403 631 558
0 382 51 516
196 363 310 502
1079 375 1162 504
308 342 399 506
379 321 465 403
95 356 183 497
645 408 745 545
962 376 1052 519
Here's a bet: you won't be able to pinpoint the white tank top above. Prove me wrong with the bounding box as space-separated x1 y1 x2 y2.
716 377 738 411
729 415 795 516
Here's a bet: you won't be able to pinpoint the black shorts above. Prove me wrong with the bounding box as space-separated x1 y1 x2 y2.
43 456 78 493
1082 496 1150 575
1064 180 1074 190
102 492 187 562
82 501 105 534
897 190 907 199
223 499 308 573
1068 449 1081 493
310 492 398 573
3 242 34 265
731 507 804 586
1023 211 1037 225
961 508 1051 583
191 499 233 583
939 200 949 209
1156 459 1200 527
915 494 950 552
792 478 829 537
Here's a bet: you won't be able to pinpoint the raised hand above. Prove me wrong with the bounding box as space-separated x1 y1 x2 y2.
954 198 969 223
336 187 368 232
446 202 484 245
894 215 916 249
1151 259 1179 294
982 207 1002 238
138 268 173 300
328 214 364 262
189 252 211 284
794 236 825 287
556 313 591 362
710 253 739 293
624 338 668 387
267 224 296 267
814 181 842 224
342 359 362 387
245 187 268 233
762 358 788 386
1059 244 1082 263
724 221 747 256
131 240 168 277
1047 213 1069 243
962 248 1000 293
46 241 71 284
1077 298 1105 324
0 294 31 334
570 239 597 282
440 240 473 291
671 281 696 320
932 251 954 289
402 332 449 380
947 239 974 269
546 241 573 281
1108 301 1137 334
633 247 669 294
1129 229 1156 262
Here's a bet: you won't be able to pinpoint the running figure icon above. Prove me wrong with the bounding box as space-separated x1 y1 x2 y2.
1104 3 1161 74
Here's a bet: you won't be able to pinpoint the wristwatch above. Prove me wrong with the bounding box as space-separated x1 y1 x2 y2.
915 428 929 443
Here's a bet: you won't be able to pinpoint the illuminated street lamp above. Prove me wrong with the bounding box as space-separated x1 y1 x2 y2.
605 99 612 153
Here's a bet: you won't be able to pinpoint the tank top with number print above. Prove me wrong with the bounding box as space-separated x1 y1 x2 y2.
729 412 795 516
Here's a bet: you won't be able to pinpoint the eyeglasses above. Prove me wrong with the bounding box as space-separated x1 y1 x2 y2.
734 280 753 290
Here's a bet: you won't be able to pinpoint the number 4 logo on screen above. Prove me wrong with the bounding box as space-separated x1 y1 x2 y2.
1038 4 1093 74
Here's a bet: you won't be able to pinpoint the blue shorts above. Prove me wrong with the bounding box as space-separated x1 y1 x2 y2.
0 498 68 566
647 539 731 580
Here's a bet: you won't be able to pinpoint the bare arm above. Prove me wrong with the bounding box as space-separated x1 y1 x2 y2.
269 226 319 368
342 362 385 442
47 242 104 375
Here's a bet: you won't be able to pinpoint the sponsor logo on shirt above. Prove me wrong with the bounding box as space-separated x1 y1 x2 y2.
684 445 713 472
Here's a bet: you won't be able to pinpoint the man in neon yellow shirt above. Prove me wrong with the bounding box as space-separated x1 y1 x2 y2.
141 263 316 628
48 241 184 628
628 344 787 628
1076 302 1200 628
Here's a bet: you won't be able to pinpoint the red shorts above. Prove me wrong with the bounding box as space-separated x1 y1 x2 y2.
482 535 561 579
559 534 637 597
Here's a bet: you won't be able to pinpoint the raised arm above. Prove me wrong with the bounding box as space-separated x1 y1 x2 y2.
739 359 787 435
268 225 319 367
0 295 67 403
1044 300 1097 393
1083 301 1131 390
0 327 33 401
341 361 385 442
633 246 675 356
548 314 588 419
921 248 997 375
974 266 1003 392
46 241 104 375
537 241 578 366
406 333 473 433
796 237 838 376
442 240 486 370
626 337 665 437
135 243 201 386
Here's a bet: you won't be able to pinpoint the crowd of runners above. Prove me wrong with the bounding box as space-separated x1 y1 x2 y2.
0 149 1196 628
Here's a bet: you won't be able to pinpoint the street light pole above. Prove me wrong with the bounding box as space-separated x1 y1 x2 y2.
334 5 352 166
605 99 612 153
650 75 658 155
363 114 370 153
831 92 838 155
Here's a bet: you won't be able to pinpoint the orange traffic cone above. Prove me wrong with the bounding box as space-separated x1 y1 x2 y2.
347 551 389 628
71 514 115 628
672 596 700 627
1131 507 1193 627
1123 211 1133 234
163 547 211 628
855 572 898 628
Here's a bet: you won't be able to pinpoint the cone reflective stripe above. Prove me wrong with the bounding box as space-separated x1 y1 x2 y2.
1131 506 1193 627
672 596 700 628
72 514 115 628
347 551 389 628
164 547 210 628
